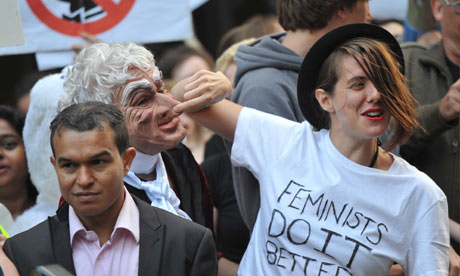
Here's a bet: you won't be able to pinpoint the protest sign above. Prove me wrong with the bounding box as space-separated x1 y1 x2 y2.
0 0 198 55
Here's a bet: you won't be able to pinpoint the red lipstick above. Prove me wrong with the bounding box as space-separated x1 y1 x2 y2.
362 108 384 121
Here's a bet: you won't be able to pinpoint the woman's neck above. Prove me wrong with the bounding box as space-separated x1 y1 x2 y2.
330 126 396 168
329 130 394 170
330 131 378 167
0 188 33 220
185 131 211 164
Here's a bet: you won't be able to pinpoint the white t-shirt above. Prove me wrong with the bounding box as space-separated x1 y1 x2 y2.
232 108 449 276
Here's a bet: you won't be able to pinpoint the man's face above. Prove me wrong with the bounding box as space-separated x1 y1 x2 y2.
343 0 373 24
433 0 460 62
112 68 186 155
50 124 134 222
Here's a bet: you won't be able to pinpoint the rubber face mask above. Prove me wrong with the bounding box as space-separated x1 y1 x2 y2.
113 68 186 155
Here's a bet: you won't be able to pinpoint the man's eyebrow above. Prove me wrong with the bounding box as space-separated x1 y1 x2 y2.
57 157 72 164
121 79 152 105
57 151 111 164
91 151 111 159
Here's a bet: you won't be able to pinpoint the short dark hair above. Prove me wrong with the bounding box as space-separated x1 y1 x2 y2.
0 105 25 137
277 0 361 31
50 101 130 156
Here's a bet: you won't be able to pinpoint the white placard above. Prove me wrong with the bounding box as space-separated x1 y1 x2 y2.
0 0 25 48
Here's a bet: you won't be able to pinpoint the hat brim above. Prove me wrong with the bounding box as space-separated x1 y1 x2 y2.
297 23 404 130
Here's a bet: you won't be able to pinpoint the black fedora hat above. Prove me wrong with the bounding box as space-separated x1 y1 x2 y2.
297 23 404 130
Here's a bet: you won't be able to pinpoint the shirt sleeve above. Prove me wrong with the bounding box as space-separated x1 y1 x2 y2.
233 75 303 122
405 197 450 275
231 107 303 178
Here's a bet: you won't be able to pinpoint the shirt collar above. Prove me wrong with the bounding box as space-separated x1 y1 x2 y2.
130 152 159 175
69 187 140 246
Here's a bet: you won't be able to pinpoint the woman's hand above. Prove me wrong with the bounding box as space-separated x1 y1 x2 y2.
0 234 7 248
449 246 460 276
439 78 460 122
0 238 20 276
386 246 460 276
172 70 233 113
387 264 404 276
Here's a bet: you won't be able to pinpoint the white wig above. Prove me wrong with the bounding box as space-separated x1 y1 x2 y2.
23 69 67 206
59 42 160 110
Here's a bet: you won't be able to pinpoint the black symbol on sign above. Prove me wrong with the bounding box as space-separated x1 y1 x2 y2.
58 0 106 22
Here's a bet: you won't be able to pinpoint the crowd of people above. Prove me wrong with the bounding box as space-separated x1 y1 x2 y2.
0 0 459 275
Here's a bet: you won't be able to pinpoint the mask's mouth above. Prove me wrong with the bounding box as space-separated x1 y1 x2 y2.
158 116 180 131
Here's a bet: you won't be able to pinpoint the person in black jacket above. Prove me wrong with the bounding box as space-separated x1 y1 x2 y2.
59 42 230 230
3 102 217 276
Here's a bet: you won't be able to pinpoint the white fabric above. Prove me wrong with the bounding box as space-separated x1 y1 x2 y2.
124 155 190 220
130 151 158 175
23 68 68 206
232 108 449 276
0 202 56 236
9 202 56 236
0 203 13 234
0 70 65 236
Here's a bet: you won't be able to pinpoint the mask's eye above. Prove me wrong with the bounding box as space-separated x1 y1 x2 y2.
130 91 153 108
137 97 148 106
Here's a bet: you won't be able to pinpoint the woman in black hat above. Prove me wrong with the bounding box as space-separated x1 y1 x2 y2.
172 23 450 275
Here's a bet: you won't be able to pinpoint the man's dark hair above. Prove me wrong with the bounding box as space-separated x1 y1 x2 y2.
277 0 361 31
50 101 130 156
0 105 25 137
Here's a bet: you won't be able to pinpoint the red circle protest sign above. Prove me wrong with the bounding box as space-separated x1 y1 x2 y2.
26 0 135 36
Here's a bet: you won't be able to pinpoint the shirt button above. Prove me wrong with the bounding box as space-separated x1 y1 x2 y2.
97 254 103 260
85 234 91 240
